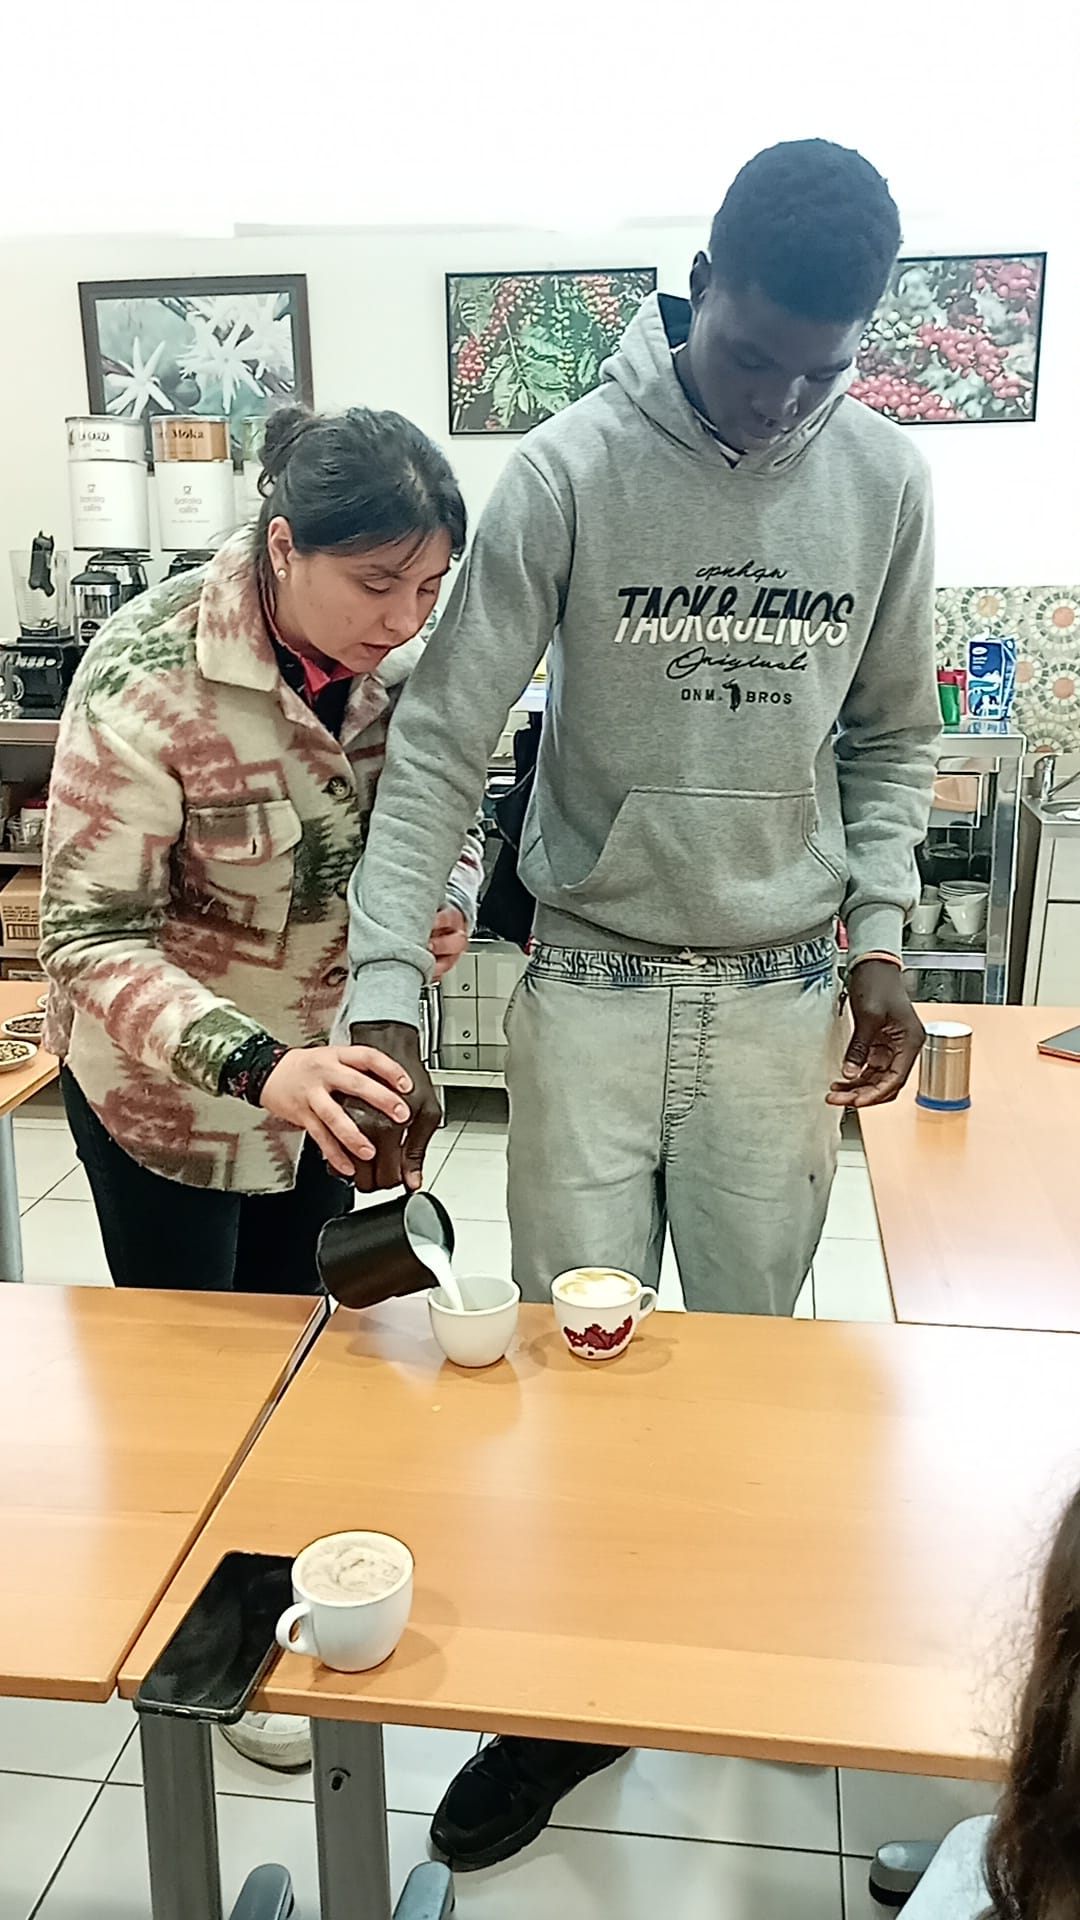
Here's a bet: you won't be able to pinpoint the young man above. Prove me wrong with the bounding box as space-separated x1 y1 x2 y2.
341 139 940 1863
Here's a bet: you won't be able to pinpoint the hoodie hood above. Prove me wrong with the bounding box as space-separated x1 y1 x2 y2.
601 291 852 478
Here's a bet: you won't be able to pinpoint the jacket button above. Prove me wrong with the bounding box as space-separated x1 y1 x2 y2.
323 966 348 990
334 879 348 899
325 776 352 800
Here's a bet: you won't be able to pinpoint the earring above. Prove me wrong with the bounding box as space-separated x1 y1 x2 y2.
276 568 287 580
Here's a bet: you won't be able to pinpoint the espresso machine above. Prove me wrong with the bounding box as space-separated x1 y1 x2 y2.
2 535 82 719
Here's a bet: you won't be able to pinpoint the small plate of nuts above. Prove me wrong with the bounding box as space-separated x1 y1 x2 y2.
2 1014 45 1043
0 1038 36 1072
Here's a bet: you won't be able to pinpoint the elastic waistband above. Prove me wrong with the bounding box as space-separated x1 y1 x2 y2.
528 936 836 990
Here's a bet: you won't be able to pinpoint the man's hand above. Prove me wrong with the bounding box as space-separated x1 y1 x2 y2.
827 961 925 1109
344 1021 441 1191
260 1044 413 1179
429 906 469 982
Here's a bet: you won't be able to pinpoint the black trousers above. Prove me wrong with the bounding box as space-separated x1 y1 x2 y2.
62 1068 352 1294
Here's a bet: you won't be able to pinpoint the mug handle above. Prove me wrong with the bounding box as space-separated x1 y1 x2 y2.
637 1287 658 1320
276 1601 317 1657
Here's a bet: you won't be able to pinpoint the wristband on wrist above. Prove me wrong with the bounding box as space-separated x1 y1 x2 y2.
848 951 904 972
219 1032 291 1106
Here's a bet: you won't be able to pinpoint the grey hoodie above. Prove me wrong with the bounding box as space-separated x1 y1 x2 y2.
342 291 940 1030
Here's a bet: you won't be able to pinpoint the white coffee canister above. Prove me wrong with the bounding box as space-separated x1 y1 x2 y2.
66 416 150 552
152 416 238 551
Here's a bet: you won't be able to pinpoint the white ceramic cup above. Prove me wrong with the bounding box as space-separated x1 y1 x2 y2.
428 1274 520 1367
943 889 988 937
275 1531 413 1672
551 1268 657 1362
908 901 942 939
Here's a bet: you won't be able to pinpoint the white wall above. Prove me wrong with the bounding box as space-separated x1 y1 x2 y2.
1 0 1078 633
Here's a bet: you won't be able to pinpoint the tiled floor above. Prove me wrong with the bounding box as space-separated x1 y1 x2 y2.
3 1086 995 1919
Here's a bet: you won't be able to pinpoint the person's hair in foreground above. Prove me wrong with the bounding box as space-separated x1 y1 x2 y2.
984 1483 1080 1918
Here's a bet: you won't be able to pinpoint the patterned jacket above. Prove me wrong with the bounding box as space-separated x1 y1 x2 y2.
41 534 484 1193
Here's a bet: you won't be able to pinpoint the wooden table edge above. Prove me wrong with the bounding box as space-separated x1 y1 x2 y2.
0 1292 331 1705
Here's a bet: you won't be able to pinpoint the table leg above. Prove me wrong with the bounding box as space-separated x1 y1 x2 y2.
312 1719 392 1920
0 1115 23 1282
140 1713 223 1920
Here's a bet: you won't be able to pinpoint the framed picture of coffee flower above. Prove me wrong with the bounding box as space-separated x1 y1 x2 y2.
78 274 314 463
446 268 657 435
852 253 1046 425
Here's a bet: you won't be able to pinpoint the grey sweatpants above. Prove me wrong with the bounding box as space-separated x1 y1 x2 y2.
505 939 846 1314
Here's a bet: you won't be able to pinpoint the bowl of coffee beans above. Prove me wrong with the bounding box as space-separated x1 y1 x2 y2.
2 1014 45 1044
0 1038 36 1072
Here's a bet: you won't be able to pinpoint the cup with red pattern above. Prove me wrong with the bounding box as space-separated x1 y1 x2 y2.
551 1267 657 1362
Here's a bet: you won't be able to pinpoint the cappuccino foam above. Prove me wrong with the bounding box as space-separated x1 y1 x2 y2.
558 1269 638 1307
299 1535 406 1605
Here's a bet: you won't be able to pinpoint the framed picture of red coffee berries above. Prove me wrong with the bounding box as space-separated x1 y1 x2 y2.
446 268 657 435
852 253 1046 426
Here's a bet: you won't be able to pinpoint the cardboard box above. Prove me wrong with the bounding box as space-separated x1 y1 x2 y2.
0 869 41 949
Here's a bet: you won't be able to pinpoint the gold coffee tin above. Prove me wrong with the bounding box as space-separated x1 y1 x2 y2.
151 416 231 463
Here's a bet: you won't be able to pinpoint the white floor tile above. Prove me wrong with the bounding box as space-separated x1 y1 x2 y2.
812 1239 895 1323
429 1148 507 1221
113 1718 479 1816
385 1726 483 1816
45 1165 92 1204
33 1780 434 1920
0 1695 132 1782
553 1750 838 1852
12 1125 77 1203
447 1218 513 1284
456 1823 843 1920
0 1772 98 1919
839 1767 999 1857
455 1115 510 1148
658 1235 685 1311
843 1855 892 1918
824 1166 881 1240
18 1200 111 1288
793 1273 815 1318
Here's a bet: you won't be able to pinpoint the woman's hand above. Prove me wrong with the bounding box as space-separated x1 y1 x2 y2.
260 1045 413 1179
429 906 470 982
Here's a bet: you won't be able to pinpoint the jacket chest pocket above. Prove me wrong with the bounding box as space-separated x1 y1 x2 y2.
180 799 302 936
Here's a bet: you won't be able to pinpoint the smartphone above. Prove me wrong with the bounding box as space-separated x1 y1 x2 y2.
135 1551 294 1723
1037 1024 1080 1063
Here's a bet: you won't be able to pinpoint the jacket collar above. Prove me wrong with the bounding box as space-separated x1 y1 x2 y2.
194 530 419 746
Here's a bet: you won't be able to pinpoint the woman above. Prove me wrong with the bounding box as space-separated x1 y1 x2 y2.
42 405 482 1297
980 1481 1080 1919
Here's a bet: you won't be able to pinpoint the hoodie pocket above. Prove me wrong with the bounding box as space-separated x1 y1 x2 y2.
543 787 846 949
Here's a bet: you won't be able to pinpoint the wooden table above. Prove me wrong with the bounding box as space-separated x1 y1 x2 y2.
0 1285 325 1701
861 1004 1080 1331
120 1300 1080 1920
0 980 58 1282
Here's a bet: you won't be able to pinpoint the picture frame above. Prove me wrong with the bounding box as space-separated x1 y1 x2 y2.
446 267 657 435
853 253 1046 426
78 273 314 463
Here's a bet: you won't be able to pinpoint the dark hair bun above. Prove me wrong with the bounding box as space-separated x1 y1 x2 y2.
258 405 315 494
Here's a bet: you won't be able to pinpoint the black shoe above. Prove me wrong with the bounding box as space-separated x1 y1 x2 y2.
430 1736 628 1870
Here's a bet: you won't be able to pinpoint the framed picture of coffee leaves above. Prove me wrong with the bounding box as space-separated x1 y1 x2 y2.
79 273 314 463
446 268 657 435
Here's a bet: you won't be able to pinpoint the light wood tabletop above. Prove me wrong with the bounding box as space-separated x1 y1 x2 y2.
120 1299 1080 1779
0 1286 325 1701
0 981 57 1117
861 1004 1080 1331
